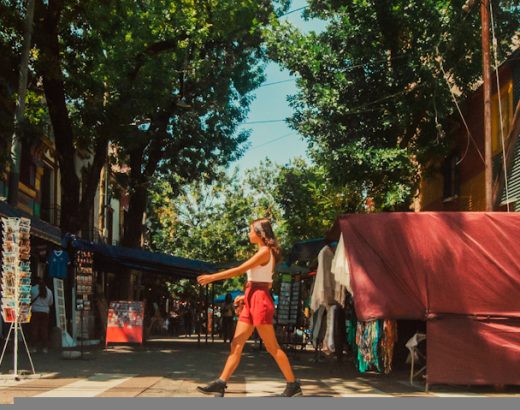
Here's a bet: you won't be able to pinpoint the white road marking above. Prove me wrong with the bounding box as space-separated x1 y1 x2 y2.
244 378 286 397
35 373 136 397
321 377 391 397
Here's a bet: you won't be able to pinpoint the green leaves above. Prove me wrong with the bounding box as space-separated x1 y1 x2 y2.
268 0 519 211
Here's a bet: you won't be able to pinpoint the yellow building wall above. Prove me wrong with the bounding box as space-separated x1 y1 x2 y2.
420 77 513 212
419 172 444 210
491 82 514 155
459 171 486 211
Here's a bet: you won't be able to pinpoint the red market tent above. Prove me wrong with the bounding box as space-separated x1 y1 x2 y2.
327 212 520 386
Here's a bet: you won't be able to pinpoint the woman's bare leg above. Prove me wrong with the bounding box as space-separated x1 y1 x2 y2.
219 321 255 381
256 324 296 382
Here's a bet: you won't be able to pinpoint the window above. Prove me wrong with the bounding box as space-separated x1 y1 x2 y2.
40 165 56 224
19 143 36 188
443 154 460 201
491 84 513 155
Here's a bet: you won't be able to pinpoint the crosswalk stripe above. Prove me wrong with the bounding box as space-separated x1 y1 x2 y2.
97 376 162 397
35 373 136 397
321 377 392 397
244 378 286 397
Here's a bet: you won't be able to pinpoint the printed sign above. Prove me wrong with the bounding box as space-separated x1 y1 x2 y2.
106 301 144 346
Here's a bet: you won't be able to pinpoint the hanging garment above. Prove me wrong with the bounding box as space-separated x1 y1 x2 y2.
344 292 356 320
310 246 336 311
356 320 381 373
322 305 337 355
333 304 347 361
48 250 70 279
380 320 398 374
331 234 353 295
311 305 327 349
334 282 348 308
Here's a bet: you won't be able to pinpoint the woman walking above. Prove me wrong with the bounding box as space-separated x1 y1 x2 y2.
30 278 54 353
196 218 302 397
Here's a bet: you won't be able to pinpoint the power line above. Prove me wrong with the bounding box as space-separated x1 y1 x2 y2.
259 78 296 87
241 119 287 125
249 132 297 150
279 6 308 18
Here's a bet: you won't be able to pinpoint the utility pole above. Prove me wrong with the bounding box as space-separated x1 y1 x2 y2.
463 0 493 211
7 0 36 207
481 0 493 212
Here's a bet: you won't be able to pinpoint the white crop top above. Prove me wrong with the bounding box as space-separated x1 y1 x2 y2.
247 251 274 283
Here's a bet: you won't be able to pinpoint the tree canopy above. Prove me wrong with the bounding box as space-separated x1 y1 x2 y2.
268 0 519 210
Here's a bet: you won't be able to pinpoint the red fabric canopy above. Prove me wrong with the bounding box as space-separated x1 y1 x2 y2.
328 212 520 320
327 212 520 385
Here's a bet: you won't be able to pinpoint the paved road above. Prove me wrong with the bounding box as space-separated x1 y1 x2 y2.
0 337 518 403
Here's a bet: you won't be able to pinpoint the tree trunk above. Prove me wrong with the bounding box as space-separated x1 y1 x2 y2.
118 146 147 299
35 1 107 235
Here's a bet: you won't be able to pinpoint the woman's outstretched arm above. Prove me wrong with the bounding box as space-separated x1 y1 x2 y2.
197 247 270 285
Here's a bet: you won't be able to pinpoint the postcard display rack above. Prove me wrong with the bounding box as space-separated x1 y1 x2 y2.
276 274 305 350
0 217 36 378
74 250 94 357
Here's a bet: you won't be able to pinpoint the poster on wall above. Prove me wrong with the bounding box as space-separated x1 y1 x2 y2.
106 301 144 346
1 217 32 323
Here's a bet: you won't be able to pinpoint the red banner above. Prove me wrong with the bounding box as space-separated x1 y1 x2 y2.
106 301 144 346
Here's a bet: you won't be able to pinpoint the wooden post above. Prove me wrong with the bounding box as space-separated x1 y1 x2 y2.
481 0 493 211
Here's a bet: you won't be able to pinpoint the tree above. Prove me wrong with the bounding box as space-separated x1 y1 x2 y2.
29 0 288 241
0 1 52 186
148 169 267 294
25 0 289 297
149 158 359 264
267 0 519 210
272 158 362 245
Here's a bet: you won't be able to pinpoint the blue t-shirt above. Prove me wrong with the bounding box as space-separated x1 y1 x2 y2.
48 250 69 279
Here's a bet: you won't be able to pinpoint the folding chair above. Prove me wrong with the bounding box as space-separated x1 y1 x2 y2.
405 332 427 390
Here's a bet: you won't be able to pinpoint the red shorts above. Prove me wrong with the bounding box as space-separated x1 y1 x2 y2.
239 284 275 326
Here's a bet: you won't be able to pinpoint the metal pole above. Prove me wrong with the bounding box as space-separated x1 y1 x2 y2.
211 285 215 343
481 0 493 211
7 0 36 207
205 285 209 344
197 285 201 345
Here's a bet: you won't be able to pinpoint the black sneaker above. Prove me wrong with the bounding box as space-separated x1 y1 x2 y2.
278 380 303 397
196 379 227 397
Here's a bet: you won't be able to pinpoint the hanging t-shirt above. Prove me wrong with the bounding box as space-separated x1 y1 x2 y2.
48 250 70 279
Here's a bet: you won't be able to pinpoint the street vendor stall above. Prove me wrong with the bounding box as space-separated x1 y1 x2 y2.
326 212 520 387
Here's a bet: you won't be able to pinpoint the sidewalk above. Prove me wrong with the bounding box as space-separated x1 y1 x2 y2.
0 336 518 403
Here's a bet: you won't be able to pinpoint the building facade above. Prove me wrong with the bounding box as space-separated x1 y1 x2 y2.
418 49 520 212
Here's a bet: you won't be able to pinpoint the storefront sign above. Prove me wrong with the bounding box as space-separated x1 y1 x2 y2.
106 301 144 346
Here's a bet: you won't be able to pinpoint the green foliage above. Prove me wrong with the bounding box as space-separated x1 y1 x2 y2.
0 1 49 169
267 0 520 210
273 158 362 244
148 157 360 263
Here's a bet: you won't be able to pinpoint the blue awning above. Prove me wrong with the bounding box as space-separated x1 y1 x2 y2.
213 290 243 303
213 290 278 305
63 234 216 279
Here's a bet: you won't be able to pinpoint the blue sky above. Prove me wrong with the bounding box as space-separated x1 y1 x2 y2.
232 0 327 176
